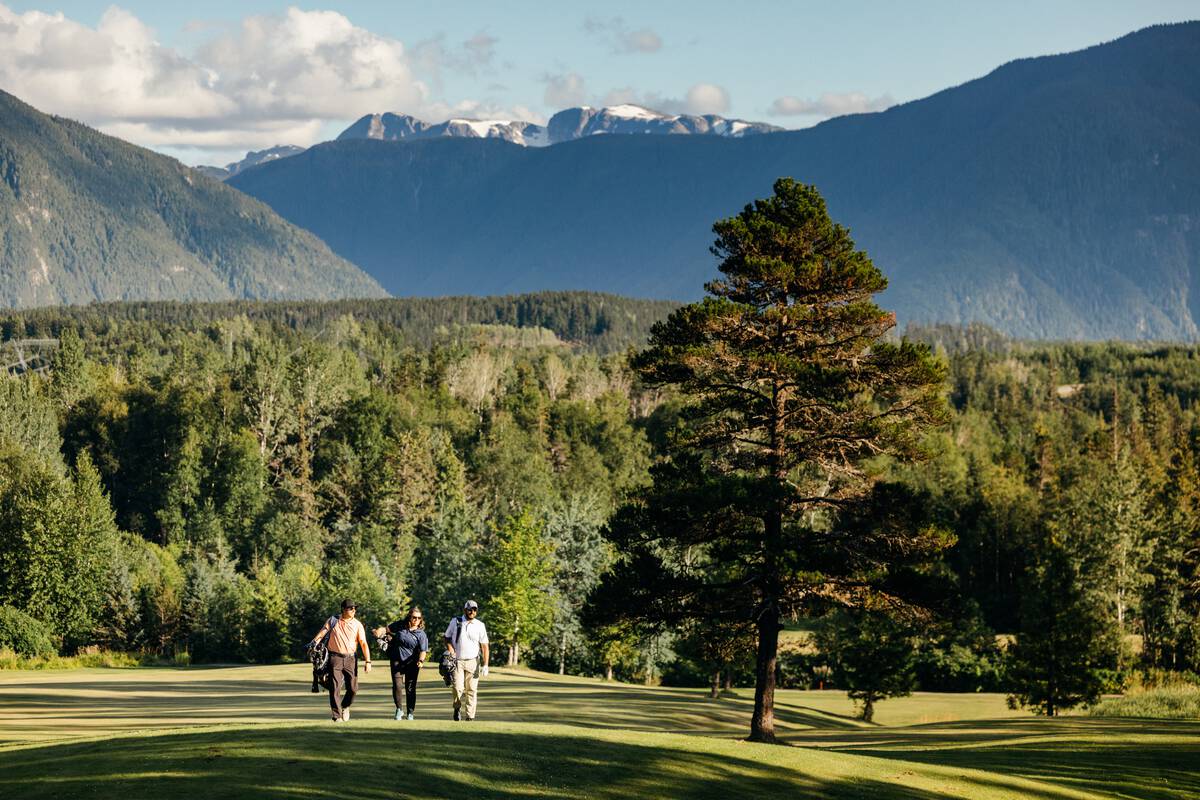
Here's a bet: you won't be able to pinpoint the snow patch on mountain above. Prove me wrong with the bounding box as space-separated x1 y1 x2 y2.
337 105 782 148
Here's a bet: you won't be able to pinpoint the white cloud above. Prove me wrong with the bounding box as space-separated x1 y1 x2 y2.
599 83 731 116
680 83 730 115
0 4 527 163
768 92 894 118
543 72 587 108
583 17 662 54
195 8 424 122
410 29 499 86
0 6 232 123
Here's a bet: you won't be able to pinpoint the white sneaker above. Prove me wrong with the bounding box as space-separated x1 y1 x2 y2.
341 708 350 721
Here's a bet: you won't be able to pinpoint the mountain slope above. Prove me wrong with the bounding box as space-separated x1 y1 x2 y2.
230 23 1200 339
0 91 385 308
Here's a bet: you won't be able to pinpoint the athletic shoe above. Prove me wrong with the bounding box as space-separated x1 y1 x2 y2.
394 708 404 721
332 716 341 723
341 708 350 721
406 712 414 721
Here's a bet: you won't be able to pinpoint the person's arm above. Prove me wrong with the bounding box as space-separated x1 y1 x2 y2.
444 620 457 657
480 625 490 676
417 631 429 665
357 622 373 672
310 619 331 645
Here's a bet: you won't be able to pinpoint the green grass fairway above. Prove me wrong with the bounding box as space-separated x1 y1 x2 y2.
1 665 1196 798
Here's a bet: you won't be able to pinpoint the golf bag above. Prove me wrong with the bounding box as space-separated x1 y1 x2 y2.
439 615 464 686
305 615 338 693
439 651 457 687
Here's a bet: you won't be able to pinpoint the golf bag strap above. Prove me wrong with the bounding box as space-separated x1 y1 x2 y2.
322 615 338 646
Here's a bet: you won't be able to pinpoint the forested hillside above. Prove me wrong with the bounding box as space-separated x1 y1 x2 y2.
0 293 679 355
2 309 1197 690
0 90 385 308
230 23 1200 340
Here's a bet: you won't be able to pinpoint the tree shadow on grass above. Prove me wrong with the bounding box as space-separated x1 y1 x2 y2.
831 717 1200 800
1 726 956 800
484 683 862 733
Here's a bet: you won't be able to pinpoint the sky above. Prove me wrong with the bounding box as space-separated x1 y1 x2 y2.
0 1 1196 166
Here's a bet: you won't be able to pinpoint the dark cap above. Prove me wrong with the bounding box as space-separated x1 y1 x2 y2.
341 599 356 610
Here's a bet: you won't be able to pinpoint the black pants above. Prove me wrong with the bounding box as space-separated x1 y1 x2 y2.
328 651 358 717
391 659 420 712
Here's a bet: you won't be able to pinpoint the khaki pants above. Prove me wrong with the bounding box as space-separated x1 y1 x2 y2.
451 657 479 719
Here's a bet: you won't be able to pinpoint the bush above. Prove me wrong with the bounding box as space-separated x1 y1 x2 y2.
1090 685 1200 719
0 647 149 670
0 605 58 658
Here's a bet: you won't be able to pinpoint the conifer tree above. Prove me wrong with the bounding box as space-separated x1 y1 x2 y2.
1006 522 1117 715
610 179 949 742
815 610 918 722
246 562 291 663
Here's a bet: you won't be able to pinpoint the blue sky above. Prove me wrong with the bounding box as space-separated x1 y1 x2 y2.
0 2 1196 165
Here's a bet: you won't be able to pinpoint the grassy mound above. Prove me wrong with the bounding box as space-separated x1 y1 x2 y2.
1091 685 1200 720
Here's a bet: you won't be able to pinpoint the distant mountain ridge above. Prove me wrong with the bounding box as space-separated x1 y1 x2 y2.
336 104 782 147
0 91 385 308
198 105 781 180
228 23 1200 340
195 145 305 181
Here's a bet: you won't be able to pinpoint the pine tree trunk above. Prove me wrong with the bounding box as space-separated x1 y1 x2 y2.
723 669 733 691
605 662 614 681
749 603 780 742
710 670 721 699
749 382 787 744
559 631 567 675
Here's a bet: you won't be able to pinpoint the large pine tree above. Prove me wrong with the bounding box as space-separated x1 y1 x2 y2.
609 179 949 742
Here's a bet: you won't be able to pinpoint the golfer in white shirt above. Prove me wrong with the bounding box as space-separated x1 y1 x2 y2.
444 599 490 721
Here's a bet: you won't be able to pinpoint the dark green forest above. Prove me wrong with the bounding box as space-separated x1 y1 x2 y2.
1 296 1198 706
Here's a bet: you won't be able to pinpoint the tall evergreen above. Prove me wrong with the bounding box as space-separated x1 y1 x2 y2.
1006 522 1117 715
613 179 948 742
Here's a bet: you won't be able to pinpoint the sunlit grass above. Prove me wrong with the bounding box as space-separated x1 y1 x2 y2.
0 664 1196 798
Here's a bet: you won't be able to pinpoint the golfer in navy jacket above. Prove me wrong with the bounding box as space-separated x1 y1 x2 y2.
374 606 430 721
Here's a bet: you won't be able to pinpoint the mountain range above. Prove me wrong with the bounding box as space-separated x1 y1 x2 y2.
228 23 1200 340
0 91 384 308
198 104 781 177
337 104 782 147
